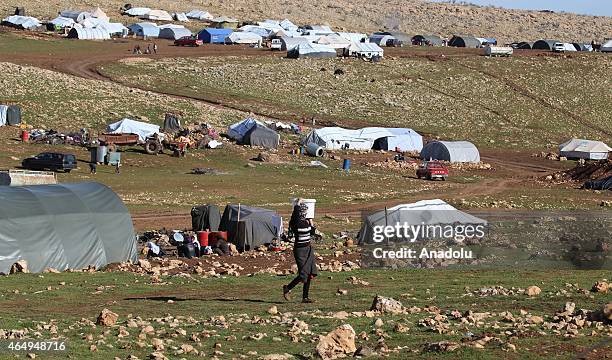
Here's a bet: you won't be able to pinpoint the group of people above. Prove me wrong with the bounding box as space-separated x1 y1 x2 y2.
133 43 158 55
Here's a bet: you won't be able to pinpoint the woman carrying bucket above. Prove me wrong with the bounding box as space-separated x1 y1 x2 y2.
283 199 318 303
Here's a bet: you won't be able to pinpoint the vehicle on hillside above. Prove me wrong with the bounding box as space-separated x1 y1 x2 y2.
174 36 203 47
416 161 448 181
21 152 77 173
270 38 282 51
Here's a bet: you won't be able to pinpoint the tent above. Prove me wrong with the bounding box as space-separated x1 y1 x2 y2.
559 139 611 160
303 25 333 35
159 27 192 40
67 27 110 40
173 12 189 22
141 10 172 21
280 19 298 31
420 141 480 163
238 25 272 38
0 182 137 274
345 42 384 58
303 127 423 152
59 10 91 23
163 113 181 131
210 16 238 29
572 43 592 52
186 10 213 21
602 40 612 53
107 118 161 142
91 7 109 22
49 16 75 29
191 205 221 231
532 39 560 50
584 176 612 191
198 28 233 43
317 34 351 49
374 31 411 44
0 105 21 126
257 20 283 31
369 34 397 47
449 35 481 48
515 42 533 50
227 118 279 149
287 42 336 58
476 37 497 46
2 15 41 29
124 7 151 17
555 43 577 52
357 199 487 245
128 23 159 37
337 32 367 43
219 204 283 251
412 35 443 46
280 36 309 51
97 22 128 37
225 31 262 44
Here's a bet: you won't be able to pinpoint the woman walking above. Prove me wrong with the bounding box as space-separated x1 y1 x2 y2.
283 201 318 303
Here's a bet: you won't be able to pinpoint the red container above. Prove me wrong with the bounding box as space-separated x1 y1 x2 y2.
197 231 210 247
21 130 29 142
209 231 228 247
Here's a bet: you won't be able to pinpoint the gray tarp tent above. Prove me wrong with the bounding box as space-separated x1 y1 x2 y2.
0 105 21 126
0 182 137 273
219 204 283 251
191 204 221 231
358 199 487 245
243 124 280 149
420 141 480 163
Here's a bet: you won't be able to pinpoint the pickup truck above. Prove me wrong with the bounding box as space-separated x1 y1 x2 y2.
416 161 448 181
174 36 203 47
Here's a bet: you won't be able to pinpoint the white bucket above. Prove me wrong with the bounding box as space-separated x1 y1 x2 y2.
291 198 317 219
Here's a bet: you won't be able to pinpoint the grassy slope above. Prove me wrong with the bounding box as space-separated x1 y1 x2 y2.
0 269 609 359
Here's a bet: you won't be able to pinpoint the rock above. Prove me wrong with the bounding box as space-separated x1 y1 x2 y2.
149 352 167 360
370 295 404 314
591 281 609 293
527 315 544 324
354 345 374 357
315 324 356 359
601 303 612 321
89 344 97 352
268 306 279 315
374 318 384 328
561 302 576 315
424 341 461 352
262 354 294 360
10 260 29 274
96 309 119 326
151 338 164 351
337 289 348 295
394 323 409 333
138 259 152 271
525 286 541 296
180 344 195 354
27 353 36 359
332 311 349 319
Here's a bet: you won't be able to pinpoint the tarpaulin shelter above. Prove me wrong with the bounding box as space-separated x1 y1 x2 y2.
191 204 221 231
198 28 233 43
280 36 309 51
303 127 423 152
317 33 351 49
532 39 560 50
49 16 75 29
280 19 298 31
227 118 279 149
159 27 192 40
128 23 159 37
515 42 533 49
602 39 612 53
173 12 189 22
421 141 480 163
287 42 336 58
559 139 611 160
337 32 367 43
91 7 109 22
0 182 137 274
0 105 21 126
67 27 110 40
369 34 397 47
210 16 238 29
96 22 128 37
186 10 213 21
59 10 91 23
124 7 151 17
141 10 172 21
449 35 481 48
358 199 487 245
345 42 384 58
219 204 283 251
238 25 272 38
107 118 161 142
584 176 612 191
163 113 181 131
412 35 443 46
2 15 41 29
225 31 262 44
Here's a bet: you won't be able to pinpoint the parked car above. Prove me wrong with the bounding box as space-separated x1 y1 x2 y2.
174 36 203 47
416 161 448 180
21 152 77 173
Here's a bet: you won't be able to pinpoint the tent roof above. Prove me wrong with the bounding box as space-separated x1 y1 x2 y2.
107 118 161 142
559 139 612 153
68 27 111 39
227 31 262 43
124 7 151 16
200 27 233 35
3 15 41 29
212 16 238 23
348 42 384 53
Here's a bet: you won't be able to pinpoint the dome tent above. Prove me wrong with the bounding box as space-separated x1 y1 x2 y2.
0 182 137 274
420 141 480 163
159 27 192 40
67 27 110 40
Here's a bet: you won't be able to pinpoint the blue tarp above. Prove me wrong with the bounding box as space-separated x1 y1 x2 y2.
227 118 259 142
198 28 233 43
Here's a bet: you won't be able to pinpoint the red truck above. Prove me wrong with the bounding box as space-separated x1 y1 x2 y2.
174 36 203 47
416 161 449 181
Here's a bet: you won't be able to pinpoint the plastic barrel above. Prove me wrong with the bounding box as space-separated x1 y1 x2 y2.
306 143 324 157
97 146 108 164
342 159 351 171
197 231 210 247
21 130 29 142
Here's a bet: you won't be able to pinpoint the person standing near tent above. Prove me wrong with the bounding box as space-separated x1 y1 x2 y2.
283 201 318 303
115 159 121 174
153 43 158 54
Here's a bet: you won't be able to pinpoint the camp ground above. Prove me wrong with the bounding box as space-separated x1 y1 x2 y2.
0 2 611 360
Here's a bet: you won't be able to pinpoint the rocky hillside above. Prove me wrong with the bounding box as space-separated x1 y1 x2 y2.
2 0 612 43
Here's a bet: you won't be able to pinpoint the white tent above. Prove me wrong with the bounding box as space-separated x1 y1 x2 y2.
358 199 487 245
280 19 298 31
420 141 480 163
50 16 75 29
59 10 91 23
317 34 351 49
601 39 612 53
280 36 309 51
555 42 577 52
186 10 213 20
91 7 109 22
303 127 423 152
97 22 128 37
67 27 111 40
173 12 189 22
559 139 611 160
287 42 336 58
337 32 367 43
2 15 41 29
107 119 161 142
124 8 151 17
257 21 283 31
159 27 192 40
345 42 384 58
80 17 106 28
142 10 173 21
238 25 272 38
226 32 262 44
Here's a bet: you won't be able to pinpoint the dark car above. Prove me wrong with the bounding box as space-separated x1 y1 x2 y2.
416 161 449 180
21 152 77 173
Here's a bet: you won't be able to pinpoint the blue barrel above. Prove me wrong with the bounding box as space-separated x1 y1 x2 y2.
342 159 351 171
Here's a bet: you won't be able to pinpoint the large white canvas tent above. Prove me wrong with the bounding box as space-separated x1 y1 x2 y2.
317 33 351 49
159 27 192 40
67 27 111 40
601 39 612 53
124 7 151 17
0 182 137 274
226 31 262 44
186 10 213 21
50 16 75 29
303 127 423 152
420 141 480 163
59 10 91 23
280 36 309 51
358 199 487 245
96 22 128 37
128 23 159 37
107 118 161 142
345 42 384 58
337 32 367 43
559 139 611 160
141 10 172 21
287 43 336 58
2 15 41 29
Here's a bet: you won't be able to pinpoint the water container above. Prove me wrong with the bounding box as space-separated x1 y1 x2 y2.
209 231 228 247
342 159 351 172
97 146 108 164
197 231 210 247
306 143 324 157
21 130 29 142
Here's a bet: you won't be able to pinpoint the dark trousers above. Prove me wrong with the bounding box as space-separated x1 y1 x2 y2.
286 275 311 299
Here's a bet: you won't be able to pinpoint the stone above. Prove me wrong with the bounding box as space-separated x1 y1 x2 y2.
354 345 374 357
315 324 356 359
374 318 384 327
149 352 167 360
10 260 29 274
151 338 164 351
527 315 544 324
591 281 609 293
525 286 541 296
268 306 279 315
262 354 294 360
370 295 404 314
424 341 461 352
96 309 119 326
